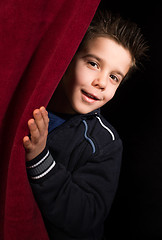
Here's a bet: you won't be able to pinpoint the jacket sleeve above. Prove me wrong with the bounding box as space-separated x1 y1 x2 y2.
26 138 122 236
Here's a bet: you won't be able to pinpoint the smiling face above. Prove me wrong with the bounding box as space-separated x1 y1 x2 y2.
52 37 132 114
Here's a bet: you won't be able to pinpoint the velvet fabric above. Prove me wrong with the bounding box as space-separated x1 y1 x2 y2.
0 1 100 239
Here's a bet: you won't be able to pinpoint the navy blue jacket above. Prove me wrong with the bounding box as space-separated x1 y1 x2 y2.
26 109 123 240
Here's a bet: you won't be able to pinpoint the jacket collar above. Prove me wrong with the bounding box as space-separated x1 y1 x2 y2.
80 108 100 118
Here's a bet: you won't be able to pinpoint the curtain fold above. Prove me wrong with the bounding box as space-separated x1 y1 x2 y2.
0 0 100 239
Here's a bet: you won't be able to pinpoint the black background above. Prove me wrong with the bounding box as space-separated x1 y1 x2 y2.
99 1 162 239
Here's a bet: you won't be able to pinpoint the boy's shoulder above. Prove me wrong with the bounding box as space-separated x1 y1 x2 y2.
83 110 121 149
96 114 119 139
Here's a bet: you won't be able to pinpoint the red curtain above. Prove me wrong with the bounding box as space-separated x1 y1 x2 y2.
0 1 100 239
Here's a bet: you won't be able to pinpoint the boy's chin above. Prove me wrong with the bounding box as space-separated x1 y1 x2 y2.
73 106 98 115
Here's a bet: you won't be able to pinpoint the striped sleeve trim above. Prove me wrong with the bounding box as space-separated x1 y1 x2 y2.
26 149 56 180
27 150 50 169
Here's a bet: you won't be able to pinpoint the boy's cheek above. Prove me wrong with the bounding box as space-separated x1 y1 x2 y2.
104 90 116 104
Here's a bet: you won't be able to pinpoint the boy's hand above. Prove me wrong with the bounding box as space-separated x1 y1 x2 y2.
23 106 49 161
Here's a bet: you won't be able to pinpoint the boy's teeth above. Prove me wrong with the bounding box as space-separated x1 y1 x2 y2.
87 93 94 99
84 91 97 100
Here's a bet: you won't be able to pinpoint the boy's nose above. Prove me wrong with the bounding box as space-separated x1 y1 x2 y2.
92 74 107 90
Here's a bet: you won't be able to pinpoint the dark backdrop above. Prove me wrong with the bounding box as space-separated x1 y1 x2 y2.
99 1 162 239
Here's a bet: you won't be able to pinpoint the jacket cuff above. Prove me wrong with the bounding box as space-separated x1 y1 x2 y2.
26 147 56 180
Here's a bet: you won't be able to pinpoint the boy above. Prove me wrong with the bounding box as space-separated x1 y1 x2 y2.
23 10 147 240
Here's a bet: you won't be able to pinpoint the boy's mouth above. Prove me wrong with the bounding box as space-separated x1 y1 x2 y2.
81 90 100 101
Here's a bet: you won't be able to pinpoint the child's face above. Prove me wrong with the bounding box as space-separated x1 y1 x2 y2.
58 37 132 114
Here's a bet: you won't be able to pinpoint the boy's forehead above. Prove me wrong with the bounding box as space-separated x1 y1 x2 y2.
84 36 125 52
83 37 132 61
81 37 114 57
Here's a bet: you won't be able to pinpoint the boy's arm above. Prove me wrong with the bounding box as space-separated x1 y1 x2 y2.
26 134 122 237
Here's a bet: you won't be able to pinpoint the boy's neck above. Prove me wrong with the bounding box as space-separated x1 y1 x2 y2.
47 84 76 115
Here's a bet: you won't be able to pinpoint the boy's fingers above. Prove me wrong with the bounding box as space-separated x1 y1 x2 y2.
40 106 49 127
23 136 32 150
33 109 46 134
28 119 40 143
33 107 49 134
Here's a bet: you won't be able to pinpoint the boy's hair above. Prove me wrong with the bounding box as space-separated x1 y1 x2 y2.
78 10 148 78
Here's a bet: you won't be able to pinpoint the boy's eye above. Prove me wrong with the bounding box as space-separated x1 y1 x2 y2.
110 74 119 83
88 61 99 69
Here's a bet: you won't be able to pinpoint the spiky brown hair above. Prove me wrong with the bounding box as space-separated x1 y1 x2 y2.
78 10 148 78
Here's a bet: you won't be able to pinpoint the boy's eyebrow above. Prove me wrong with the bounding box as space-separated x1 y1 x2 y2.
82 54 103 63
82 54 125 79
